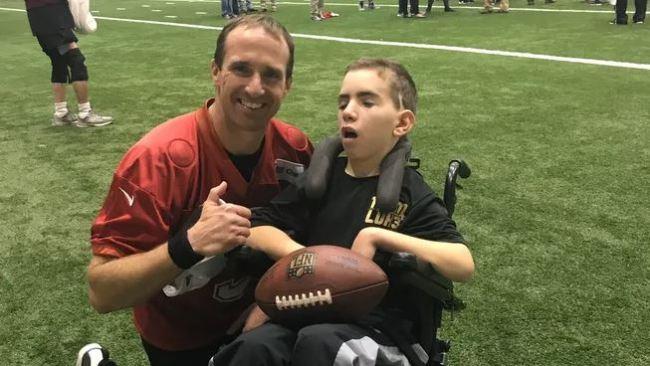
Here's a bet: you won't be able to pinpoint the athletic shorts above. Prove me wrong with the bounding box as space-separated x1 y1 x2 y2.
27 3 78 52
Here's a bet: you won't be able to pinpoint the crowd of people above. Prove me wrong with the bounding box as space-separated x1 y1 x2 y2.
217 0 645 24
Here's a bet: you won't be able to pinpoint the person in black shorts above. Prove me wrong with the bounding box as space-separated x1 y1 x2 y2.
25 0 112 127
209 58 475 366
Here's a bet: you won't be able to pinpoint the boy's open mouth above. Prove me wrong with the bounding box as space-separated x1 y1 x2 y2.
341 127 358 139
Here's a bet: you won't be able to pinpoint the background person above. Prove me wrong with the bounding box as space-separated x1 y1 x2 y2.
25 0 112 127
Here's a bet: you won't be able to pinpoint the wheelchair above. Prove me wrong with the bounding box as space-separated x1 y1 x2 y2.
227 138 471 366
381 158 471 366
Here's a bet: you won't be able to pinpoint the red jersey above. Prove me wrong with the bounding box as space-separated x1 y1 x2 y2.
90 99 312 350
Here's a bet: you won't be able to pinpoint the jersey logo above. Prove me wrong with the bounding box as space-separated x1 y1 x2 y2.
118 187 135 207
364 196 408 230
213 277 250 302
275 159 305 185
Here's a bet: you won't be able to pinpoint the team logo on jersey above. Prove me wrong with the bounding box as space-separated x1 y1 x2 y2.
213 277 250 302
288 252 315 279
364 196 408 230
118 187 135 207
275 159 305 185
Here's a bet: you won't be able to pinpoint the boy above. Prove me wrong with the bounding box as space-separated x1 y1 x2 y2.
209 58 474 366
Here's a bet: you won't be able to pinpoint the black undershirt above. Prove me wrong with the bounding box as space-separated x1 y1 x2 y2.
227 141 264 182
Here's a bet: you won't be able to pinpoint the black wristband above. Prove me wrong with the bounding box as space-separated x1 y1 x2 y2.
168 228 204 269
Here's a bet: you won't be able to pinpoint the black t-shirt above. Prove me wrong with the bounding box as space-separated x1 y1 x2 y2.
252 157 464 246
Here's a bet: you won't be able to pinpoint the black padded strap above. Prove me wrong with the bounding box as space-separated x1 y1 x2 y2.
303 135 412 213
304 136 343 201
376 137 411 213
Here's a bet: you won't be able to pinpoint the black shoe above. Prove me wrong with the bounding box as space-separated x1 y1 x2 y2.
609 18 628 24
633 19 644 24
444 7 455 11
527 0 534 4
589 0 603 5
544 0 555 3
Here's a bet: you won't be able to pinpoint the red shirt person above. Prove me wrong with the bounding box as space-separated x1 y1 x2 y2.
86 15 312 366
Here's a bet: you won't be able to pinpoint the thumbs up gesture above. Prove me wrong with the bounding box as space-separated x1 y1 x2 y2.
187 182 252 256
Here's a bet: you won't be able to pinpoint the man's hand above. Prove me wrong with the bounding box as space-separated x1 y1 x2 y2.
187 182 252 257
242 305 270 333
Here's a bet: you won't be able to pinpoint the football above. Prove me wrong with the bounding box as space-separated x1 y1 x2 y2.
255 245 389 325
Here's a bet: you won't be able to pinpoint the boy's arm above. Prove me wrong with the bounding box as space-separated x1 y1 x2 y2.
246 226 305 260
351 227 474 283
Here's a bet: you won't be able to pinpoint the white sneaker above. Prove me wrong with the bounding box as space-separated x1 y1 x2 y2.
52 112 78 126
75 111 113 127
76 343 113 366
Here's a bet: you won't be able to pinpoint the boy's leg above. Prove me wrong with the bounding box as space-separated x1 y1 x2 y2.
209 323 296 366
292 323 428 366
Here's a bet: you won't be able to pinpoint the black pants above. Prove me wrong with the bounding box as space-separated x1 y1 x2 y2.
141 338 222 366
209 322 428 366
399 0 420 14
615 0 647 22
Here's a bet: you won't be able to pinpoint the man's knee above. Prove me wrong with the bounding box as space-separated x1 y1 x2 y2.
64 48 89 82
47 49 70 83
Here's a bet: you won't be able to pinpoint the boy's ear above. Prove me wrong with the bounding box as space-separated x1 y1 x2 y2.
394 109 415 138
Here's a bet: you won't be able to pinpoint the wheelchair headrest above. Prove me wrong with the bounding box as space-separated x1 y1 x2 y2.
304 136 412 213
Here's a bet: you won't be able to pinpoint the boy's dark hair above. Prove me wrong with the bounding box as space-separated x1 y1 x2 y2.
214 15 295 80
345 58 418 115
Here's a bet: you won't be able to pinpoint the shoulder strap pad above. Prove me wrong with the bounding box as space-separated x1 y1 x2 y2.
376 137 411 213
304 136 343 201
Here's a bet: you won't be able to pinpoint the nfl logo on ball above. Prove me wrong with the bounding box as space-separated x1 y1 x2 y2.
288 252 315 278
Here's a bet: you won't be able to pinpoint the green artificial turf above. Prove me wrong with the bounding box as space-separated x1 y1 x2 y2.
0 1 648 364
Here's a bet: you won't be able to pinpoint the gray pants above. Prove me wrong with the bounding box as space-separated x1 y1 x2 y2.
209 322 428 366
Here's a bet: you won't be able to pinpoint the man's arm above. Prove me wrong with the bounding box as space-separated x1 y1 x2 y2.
87 246 181 313
351 227 475 282
87 182 252 313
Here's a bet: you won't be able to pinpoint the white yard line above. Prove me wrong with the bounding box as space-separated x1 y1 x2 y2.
2 7 649 71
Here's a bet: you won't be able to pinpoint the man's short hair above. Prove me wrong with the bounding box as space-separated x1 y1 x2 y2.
214 15 295 80
345 58 418 115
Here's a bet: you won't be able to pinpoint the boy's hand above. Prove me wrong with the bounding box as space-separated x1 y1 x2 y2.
351 227 386 258
242 304 270 333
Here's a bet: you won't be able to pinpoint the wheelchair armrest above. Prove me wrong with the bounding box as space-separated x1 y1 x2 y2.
386 252 465 311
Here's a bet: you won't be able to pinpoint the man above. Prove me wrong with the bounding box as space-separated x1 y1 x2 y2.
25 0 112 127
210 58 474 366
85 15 312 366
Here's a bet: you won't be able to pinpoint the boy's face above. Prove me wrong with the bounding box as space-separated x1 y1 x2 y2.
337 69 412 164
